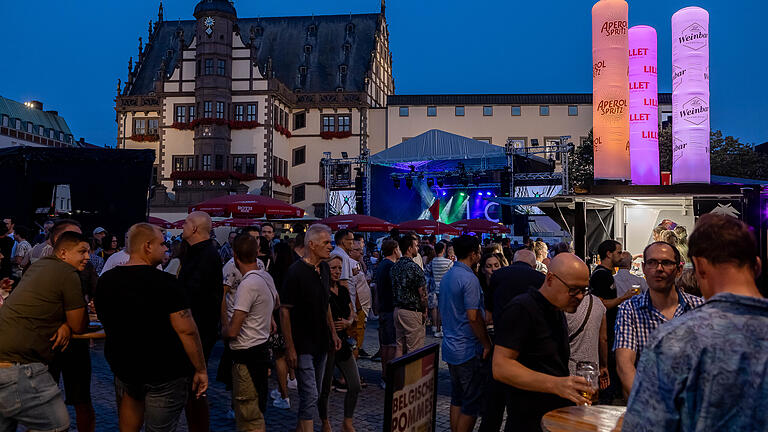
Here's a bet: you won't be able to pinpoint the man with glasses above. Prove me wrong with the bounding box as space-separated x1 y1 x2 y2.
614 241 703 398
492 253 593 431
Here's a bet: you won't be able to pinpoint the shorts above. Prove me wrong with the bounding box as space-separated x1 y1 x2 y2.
448 356 489 417
428 292 439 309
394 308 425 354
0 363 70 432
232 363 266 431
48 339 92 406
378 312 397 346
114 375 189 432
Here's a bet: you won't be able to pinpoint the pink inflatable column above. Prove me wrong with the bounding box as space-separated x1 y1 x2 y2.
629 26 660 185
592 0 630 181
672 7 710 184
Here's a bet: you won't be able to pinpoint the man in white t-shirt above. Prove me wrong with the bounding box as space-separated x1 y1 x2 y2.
331 229 356 310
222 234 277 432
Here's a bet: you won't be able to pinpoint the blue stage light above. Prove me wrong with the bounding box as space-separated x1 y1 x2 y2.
486 192 492 196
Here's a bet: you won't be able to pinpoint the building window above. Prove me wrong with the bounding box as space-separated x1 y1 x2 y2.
39 126 44 135
217 59 226 76
188 106 196 122
174 157 185 171
234 105 244 121
215 154 224 170
203 101 212 118
292 184 306 204
59 132 64 141
216 102 225 119
455 106 465 116
246 104 257 122
483 106 493 116
293 146 306 166
427 106 437 117
232 156 243 172
49 129 54 139
293 112 306 130
531 138 540 146
204 58 213 75
322 115 335 132
133 119 146 135
338 115 351 132
546 138 562 161
474 137 492 144
539 105 550 116
187 156 195 170
508 137 526 149
147 119 159 135
399 107 409 117
14 119 21 129
175 105 186 123
245 156 256 174
339 65 347 74
26 122 32 133
1 115 7 127
202 154 211 171
304 45 312 54
511 106 521 116
568 105 578 116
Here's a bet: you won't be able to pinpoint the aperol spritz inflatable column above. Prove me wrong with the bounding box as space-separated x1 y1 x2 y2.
592 0 630 181
628 25 660 185
671 7 710 184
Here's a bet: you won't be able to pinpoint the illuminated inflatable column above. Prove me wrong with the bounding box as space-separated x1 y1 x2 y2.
628 25 660 185
672 7 710 184
592 0 630 180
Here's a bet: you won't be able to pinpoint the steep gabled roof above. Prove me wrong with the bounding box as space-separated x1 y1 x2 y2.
0 96 72 135
128 13 380 96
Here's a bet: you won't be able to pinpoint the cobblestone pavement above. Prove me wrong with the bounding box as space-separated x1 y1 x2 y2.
56 320 483 432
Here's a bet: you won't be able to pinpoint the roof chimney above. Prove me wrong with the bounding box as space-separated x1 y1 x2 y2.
28 100 43 110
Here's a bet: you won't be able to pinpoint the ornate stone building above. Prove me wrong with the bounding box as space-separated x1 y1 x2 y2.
116 0 394 215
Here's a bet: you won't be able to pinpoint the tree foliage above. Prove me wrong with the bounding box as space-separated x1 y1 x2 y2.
571 127 768 188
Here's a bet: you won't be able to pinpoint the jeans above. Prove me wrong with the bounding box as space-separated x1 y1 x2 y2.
318 350 361 420
295 353 327 421
114 375 189 432
0 362 70 432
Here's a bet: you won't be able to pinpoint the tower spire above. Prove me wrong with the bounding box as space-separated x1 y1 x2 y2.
158 1 164 22
381 0 386 15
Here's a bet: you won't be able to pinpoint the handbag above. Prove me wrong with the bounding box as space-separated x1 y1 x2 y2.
569 295 593 343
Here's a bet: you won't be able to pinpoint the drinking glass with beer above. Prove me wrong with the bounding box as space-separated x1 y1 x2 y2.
575 361 599 405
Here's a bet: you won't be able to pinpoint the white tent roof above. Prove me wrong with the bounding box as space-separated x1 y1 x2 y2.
370 129 506 166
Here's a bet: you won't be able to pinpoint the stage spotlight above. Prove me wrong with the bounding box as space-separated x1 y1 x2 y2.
486 192 492 196
427 178 434 188
393 178 401 189
406 177 413 189
436 178 444 187
477 191 483 197
441 191 447 196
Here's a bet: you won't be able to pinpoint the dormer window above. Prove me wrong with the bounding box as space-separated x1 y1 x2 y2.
346 23 355 34
307 24 317 36
254 26 263 36
299 66 308 75
339 65 348 74
304 45 312 54
343 43 351 54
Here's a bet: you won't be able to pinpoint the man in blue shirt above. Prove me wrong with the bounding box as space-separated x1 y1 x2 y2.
625 213 768 431
440 235 491 432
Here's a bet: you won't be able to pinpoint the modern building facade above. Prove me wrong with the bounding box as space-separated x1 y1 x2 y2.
0 96 77 149
117 0 394 215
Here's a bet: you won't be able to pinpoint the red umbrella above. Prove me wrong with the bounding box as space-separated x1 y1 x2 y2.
171 219 186 229
189 194 304 218
397 220 462 236
318 215 395 232
148 216 173 229
451 219 510 234
219 218 262 228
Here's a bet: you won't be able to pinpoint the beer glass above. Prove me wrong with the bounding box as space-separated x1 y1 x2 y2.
575 361 599 405
631 284 641 295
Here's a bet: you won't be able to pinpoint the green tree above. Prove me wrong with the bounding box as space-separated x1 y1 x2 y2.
569 129 594 191
709 131 768 179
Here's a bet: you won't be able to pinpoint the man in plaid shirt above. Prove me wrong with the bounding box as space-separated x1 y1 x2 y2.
614 241 703 397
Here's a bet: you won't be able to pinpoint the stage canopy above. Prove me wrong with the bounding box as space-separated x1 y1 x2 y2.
370 129 551 171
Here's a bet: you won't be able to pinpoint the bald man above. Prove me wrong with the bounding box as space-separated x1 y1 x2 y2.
492 254 593 431
489 249 545 323
179 211 222 432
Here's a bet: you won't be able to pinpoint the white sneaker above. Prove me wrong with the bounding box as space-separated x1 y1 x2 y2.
287 378 298 390
273 397 291 409
434 331 443 338
270 389 281 400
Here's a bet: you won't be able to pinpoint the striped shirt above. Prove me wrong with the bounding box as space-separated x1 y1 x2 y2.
429 257 453 293
614 288 704 360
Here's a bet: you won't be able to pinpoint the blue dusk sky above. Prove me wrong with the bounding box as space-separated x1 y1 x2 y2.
1 0 765 146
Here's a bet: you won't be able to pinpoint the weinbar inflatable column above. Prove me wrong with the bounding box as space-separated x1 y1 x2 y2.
592 0 630 181
671 7 710 184
628 25 660 185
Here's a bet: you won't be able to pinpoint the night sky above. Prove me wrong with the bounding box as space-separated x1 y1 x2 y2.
1 0 765 146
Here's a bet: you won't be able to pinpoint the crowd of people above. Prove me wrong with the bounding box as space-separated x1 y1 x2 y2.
0 212 766 432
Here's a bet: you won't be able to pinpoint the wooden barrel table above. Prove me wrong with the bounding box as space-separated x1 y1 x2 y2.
541 405 626 432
